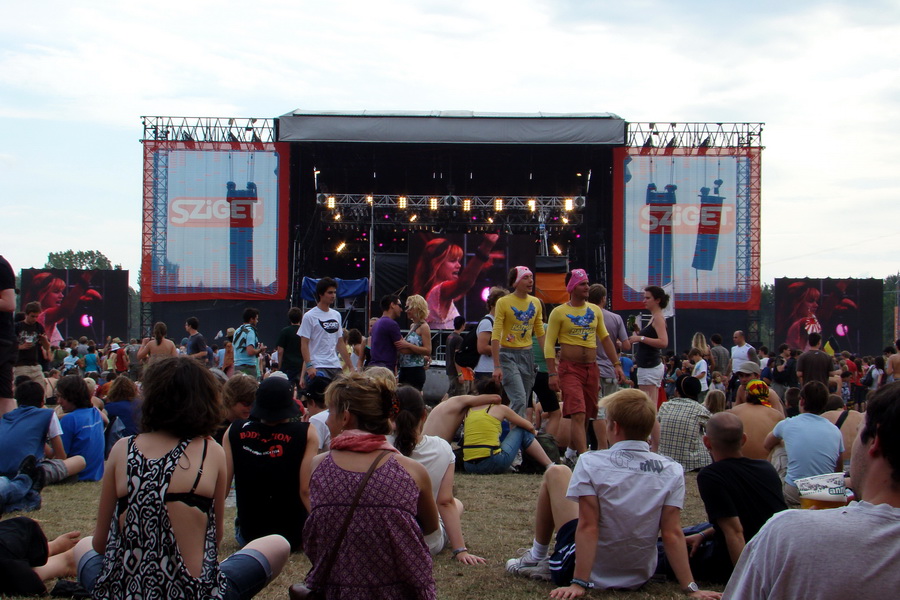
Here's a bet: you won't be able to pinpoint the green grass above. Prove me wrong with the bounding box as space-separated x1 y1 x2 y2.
4 471 721 599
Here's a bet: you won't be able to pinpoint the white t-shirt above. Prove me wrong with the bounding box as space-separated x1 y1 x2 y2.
475 315 494 374
567 440 685 590
692 359 709 392
731 343 755 365
308 410 331 451
297 306 342 369
48 412 63 439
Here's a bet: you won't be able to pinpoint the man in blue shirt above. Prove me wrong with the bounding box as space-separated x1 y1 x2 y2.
233 308 266 379
764 380 843 506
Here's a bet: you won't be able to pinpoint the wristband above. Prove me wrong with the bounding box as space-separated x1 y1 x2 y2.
306 362 314 368
613 361 622 366
571 577 595 590
451 547 468 557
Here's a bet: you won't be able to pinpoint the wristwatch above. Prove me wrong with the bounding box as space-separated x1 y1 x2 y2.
570 577 595 590
683 581 699 594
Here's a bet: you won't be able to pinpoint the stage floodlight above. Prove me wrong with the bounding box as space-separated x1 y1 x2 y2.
410 214 418 222
430 197 438 211
326 196 336 210
462 198 471 212
494 198 503 212
336 242 346 253
564 198 573 212
562 216 569 224
366 195 373 204
552 244 563 255
334 213 341 221
528 199 536 212
399 196 407 210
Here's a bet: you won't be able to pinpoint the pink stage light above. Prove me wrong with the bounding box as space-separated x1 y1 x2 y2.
836 324 848 336
481 287 491 303
80 314 93 327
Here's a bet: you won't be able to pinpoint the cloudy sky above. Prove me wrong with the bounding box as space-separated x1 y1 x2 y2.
2 0 898 290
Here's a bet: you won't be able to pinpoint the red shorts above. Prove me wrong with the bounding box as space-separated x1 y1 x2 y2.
559 360 600 419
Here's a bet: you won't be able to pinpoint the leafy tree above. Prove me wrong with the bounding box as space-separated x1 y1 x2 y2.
758 282 775 349
44 250 121 271
885 273 899 348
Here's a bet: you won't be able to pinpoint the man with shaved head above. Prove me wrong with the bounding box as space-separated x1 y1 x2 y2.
660 412 786 584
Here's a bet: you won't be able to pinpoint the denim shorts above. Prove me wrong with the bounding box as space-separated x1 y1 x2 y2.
78 547 272 600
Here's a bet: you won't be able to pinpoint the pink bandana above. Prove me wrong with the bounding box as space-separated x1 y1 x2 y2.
330 429 400 453
566 269 589 294
513 266 533 287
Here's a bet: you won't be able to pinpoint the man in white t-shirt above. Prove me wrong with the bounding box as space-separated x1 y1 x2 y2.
301 376 331 452
506 389 720 599
298 277 354 388
473 287 506 382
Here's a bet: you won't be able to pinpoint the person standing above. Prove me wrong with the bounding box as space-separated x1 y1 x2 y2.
0 255 18 416
474 287 506 383
299 278 354 386
14 302 50 389
275 308 304 384
708 334 731 383
544 270 624 461
233 308 266 379
184 317 209 365
628 286 670 403
444 316 469 397
796 332 837 387
492 267 545 417
397 295 432 391
369 295 418 373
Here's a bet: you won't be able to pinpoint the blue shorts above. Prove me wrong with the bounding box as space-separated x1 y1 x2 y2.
78 547 272 600
548 518 578 585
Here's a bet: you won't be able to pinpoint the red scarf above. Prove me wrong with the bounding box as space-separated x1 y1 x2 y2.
330 429 399 453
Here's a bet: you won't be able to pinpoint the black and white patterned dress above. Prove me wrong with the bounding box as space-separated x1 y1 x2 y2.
92 436 226 599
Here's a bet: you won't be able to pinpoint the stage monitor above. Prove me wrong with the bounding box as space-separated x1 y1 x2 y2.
611 147 761 310
408 233 535 330
19 269 129 346
141 141 290 301
774 278 883 354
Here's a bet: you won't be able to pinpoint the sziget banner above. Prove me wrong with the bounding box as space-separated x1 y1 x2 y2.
141 141 290 301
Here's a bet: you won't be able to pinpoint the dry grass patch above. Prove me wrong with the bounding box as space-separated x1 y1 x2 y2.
4 469 721 599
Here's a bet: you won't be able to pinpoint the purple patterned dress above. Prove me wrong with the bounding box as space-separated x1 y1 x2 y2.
303 453 436 599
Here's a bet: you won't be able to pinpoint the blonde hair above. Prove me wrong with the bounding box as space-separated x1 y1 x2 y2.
704 390 726 414
405 294 429 321
602 388 657 441
326 372 396 434
364 366 397 390
222 374 258 408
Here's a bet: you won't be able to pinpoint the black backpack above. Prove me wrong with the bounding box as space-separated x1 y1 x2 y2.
455 316 492 368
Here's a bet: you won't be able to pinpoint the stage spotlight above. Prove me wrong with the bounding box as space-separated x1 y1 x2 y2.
430 197 438 211
410 214 418 222
562 216 569 224
326 196 336 210
366 195 373 204
462 198 471 212
552 244 563 255
574 196 586 209
836 324 848 336
487 216 494 224
564 198 573 212
80 314 93 327
334 213 341 221
399 196 407 210
528 199 536 212
494 198 503 212
481 287 491 303
336 242 346 253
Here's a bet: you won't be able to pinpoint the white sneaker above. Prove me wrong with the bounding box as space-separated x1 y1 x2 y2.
505 548 551 581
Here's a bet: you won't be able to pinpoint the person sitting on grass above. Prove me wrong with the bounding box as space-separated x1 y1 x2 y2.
0 517 81 596
74 356 289 599
56 375 105 482
461 379 554 474
103 376 142 437
0 380 85 488
391 385 486 565
505 388 720 599
422 380 503 443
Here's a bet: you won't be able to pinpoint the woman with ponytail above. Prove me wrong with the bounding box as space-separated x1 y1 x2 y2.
137 322 177 363
390 386 486 565
299 373 439 599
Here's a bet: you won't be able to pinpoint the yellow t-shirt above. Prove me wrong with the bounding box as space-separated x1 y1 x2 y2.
462 407 502 461
544 302 609 358
491 294 545 348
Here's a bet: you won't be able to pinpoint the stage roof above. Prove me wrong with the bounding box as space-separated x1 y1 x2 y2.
276 110 625 145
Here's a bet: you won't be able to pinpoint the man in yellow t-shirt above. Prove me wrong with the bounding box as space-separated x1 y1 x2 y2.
545 269 625 459
491 267 545 416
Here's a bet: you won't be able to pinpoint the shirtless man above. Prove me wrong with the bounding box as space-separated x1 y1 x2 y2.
728 379 784 460
732 362 785 416
885 339 900 384
544 270 625 461
422 386 502 443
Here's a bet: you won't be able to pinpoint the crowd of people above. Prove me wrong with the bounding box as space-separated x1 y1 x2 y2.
2 254 899 599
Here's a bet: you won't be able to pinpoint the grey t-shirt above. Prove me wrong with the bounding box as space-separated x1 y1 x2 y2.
723 501 900 599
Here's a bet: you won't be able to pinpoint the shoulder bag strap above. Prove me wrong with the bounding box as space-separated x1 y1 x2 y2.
310 449 392 586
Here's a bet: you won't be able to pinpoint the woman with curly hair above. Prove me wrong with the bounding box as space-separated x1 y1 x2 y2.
74 356 289 599
398 294 432 391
